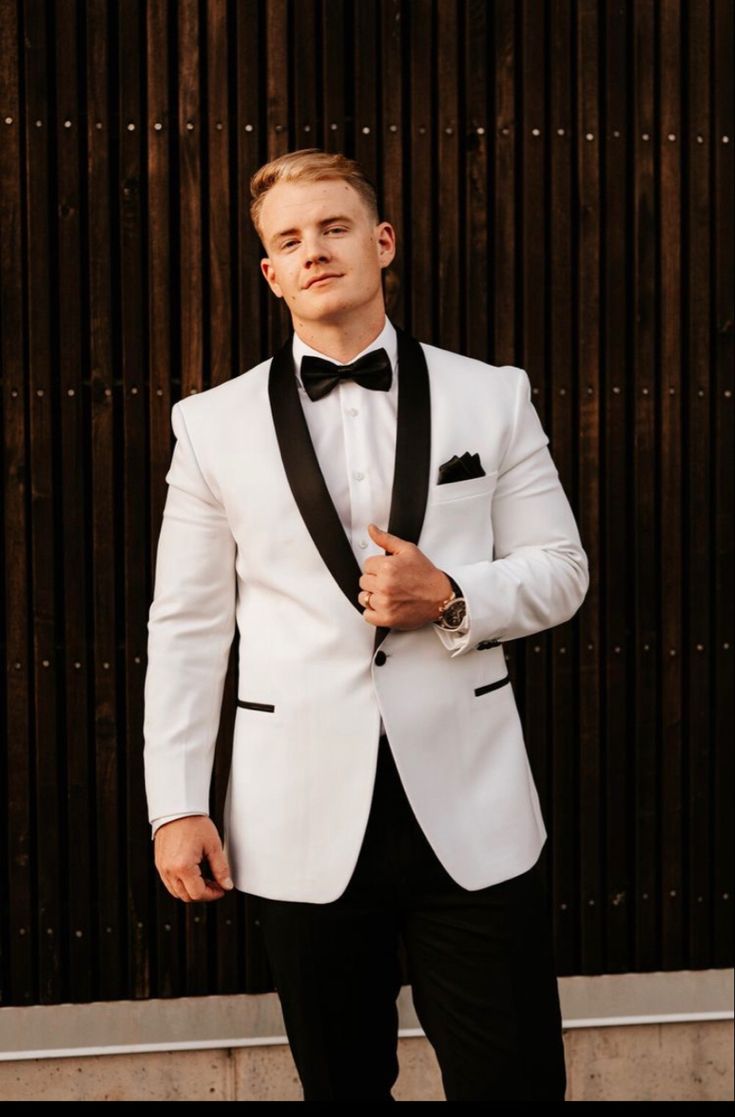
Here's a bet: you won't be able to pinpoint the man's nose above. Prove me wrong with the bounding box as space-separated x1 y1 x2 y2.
304 238 330 265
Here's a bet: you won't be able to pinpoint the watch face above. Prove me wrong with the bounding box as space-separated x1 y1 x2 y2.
441 598 467 628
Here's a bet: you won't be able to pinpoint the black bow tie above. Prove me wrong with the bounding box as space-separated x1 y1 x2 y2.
300 348 392 402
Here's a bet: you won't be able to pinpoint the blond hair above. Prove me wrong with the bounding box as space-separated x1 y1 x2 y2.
249 149 380 242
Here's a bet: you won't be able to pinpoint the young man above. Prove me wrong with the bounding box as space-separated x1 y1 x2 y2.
144 149 589 1101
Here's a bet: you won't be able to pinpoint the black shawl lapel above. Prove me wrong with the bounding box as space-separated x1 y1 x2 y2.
269 333 363 612
374 327 431 650
267 328 432 644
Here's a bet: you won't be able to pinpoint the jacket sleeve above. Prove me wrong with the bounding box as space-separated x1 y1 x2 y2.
439 366 589 657
143 401 237 821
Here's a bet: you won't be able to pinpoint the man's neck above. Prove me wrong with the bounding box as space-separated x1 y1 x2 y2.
292 307 387 364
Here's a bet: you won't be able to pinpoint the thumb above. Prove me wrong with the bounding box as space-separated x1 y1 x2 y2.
204 835 234 890
367 522 405 553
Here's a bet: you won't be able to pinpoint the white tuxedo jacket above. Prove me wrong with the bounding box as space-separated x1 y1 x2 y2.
143 328 589 902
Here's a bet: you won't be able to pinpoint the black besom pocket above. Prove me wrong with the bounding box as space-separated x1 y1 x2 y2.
474 675 511 697
236 700 276 713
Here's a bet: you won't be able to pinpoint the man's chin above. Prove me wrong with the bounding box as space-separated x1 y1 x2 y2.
297 298 356 324
295 291 383 326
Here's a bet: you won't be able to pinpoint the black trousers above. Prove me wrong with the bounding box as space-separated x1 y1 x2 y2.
248 734 567 1102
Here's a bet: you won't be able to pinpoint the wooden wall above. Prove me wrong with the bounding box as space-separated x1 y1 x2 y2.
0 0 732 1006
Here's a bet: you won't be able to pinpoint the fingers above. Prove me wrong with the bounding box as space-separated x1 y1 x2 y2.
163 866 226 904
166 876 193 904
154 817 234 904
362 608 380 626
203 841 235 893
359 587 387 614
180 866 227 902
361 556 384 575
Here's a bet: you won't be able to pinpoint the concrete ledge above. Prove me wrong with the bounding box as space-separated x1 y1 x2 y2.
0 969 731 1061
0 972 731 1101
0 1025 731 1101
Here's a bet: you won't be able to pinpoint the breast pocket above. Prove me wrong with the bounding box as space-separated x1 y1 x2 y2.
429 469 498 504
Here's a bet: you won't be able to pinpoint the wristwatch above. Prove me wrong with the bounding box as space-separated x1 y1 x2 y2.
436 574 467 631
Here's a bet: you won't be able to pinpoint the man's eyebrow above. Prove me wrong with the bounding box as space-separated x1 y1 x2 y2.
271 215 353 245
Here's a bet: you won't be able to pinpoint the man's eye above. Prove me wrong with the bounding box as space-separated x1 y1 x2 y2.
327 227 346 234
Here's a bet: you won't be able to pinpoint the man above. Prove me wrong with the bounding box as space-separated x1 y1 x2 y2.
144 149 589 1101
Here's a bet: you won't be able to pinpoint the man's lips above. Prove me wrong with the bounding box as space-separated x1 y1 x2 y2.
305 274 342 288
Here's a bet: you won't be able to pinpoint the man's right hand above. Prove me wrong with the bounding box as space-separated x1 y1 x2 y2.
153 816 234 902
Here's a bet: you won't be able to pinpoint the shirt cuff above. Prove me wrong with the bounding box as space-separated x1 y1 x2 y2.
432 597 473 656
151 812 208 840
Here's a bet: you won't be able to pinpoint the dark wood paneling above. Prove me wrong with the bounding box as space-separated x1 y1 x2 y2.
685 0 714 972
631 0 658 974
0 0 33 1005
24 0 61 1005
0 0 731 1006
712 0 734 967
602 0 632 977
56 0 93 1003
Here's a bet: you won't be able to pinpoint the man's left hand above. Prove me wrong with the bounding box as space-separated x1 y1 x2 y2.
359 523 452 629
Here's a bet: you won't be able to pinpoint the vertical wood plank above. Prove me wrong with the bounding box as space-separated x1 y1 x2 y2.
683 0 713 970
179 0 204 399
265 0 288 158
24 0 61 1004
207 0 234 389
380 0 405 328
602 0 633 975
293 0 318 147
0 0 34 1004
436 0 460 353
463 0 490 361
87 0 122 1001
492 0 516 365
711 0 734 966
265 0 290 351
658 0 684 970
407 0 432 338
631 0 658 972
576 0 603 975
234 0 265 372
354 0 378 188
56 0 93 1002
321 0 346 155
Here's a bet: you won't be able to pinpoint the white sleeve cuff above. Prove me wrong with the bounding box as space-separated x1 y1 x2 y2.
432 608 473 657
151 812 209 841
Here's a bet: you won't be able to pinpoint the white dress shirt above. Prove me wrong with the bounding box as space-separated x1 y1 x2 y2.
151 315 469 838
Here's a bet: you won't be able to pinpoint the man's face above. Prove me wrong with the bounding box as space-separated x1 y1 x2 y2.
258 178 396 326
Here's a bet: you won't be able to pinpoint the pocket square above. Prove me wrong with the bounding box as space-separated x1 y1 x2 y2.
437 451 486 485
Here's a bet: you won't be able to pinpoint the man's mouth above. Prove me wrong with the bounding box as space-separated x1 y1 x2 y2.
306 274 342 288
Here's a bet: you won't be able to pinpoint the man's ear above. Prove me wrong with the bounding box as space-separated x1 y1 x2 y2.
376 222 396 269
260 257 283 299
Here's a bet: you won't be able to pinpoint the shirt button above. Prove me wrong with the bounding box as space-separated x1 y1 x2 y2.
353 470 365 481
359 540 368 549
348 407 359 417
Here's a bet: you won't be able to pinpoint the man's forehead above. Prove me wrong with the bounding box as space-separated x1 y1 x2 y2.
261 179 363 229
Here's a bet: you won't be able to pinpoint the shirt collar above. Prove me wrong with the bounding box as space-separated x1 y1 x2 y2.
292 316 398 391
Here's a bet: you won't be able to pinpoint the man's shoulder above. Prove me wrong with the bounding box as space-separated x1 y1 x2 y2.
418 339 525 392
174 355 273 425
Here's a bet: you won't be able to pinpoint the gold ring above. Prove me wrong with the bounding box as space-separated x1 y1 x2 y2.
364 591 372 608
